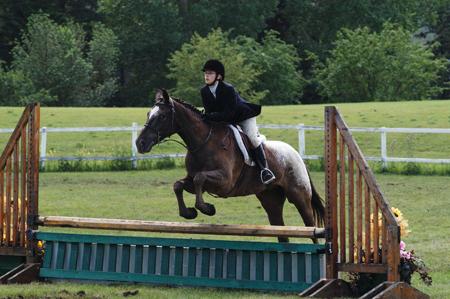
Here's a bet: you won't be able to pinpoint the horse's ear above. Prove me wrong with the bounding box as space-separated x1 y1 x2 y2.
155 89 164 103
161 89 170 102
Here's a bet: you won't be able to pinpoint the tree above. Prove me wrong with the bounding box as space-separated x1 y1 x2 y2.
167 29 264 106
272 0 440 59
167 29 304 106
315 23 448 102
10 13 119 106
86 23 120 106
179 0 278 39
99 0 183 106
0 0 100 64
237 31 304 104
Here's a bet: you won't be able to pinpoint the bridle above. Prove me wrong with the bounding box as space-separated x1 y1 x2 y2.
143 99 175 144
143 99 213 153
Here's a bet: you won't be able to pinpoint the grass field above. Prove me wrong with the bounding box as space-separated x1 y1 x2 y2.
1 100 449 164
1 169 449 298
1 100 449 298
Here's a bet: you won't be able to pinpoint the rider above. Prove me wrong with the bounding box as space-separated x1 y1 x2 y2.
200 59 276 184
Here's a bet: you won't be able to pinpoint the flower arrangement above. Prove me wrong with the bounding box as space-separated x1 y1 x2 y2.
399 240 432 286
350 207 431 293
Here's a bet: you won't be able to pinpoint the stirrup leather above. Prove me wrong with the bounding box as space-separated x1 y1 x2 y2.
260 168 275 184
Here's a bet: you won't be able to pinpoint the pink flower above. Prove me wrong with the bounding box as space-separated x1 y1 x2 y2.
400 241 406 251
399 241 412 260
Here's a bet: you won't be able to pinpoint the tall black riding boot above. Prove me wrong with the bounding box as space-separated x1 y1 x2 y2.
254 144 276 184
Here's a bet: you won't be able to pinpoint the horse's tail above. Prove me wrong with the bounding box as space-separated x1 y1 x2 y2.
308 171 325 228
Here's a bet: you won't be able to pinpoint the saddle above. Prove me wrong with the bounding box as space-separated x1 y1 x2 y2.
228 125 266 166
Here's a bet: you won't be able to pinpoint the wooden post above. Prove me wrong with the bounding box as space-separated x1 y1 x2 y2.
387 225 400 282
325 106 338 279
27 103 40 259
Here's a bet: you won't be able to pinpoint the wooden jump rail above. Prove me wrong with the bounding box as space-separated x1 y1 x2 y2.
37 216 326 239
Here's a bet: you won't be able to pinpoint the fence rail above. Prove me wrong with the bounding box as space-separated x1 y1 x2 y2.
1 124 449 169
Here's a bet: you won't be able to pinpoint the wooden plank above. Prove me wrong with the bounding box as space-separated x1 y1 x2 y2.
20 127 27 247
339 134 346 263
30 103 40 229
356 170 362 263
382 218 387 264
364 182 370 264
362 281 430 299
6 157 12 246
386 225 399 281
324 106 338 279
0 169 4 245
13 144 19 246
12 143 20 246
334 111 397 226
27 103 40 254
374 200 379 264
348 153 354 263
38 216 326 238
337 263 387 274
0 247 28 256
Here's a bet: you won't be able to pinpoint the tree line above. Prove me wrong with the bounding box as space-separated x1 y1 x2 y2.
0 0 449 107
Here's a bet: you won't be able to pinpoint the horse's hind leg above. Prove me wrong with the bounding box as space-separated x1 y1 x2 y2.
173 177 198 219
256 187 288 243
285 188 318 243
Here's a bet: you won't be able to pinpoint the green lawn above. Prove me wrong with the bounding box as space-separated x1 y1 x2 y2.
1 170 448 298
1 100 449 161
1 100 449 298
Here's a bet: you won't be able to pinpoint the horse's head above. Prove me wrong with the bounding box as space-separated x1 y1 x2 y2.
136 89 177 153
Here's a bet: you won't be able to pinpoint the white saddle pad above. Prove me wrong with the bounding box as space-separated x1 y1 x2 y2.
228 125 255 166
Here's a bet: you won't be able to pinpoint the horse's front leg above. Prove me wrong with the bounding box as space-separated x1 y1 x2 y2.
193 170 226 216
173 177 197 219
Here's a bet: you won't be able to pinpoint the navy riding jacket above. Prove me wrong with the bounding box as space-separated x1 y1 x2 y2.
200 81 261 124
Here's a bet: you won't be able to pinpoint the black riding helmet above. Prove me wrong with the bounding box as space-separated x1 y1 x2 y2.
202 59 225 80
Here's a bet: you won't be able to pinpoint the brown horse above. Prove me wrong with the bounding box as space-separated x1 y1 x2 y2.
136 89 325 242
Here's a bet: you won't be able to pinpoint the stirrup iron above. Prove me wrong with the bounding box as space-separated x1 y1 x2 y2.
260 168 275 184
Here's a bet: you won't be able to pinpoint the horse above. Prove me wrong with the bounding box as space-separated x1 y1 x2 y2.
136 89 325 243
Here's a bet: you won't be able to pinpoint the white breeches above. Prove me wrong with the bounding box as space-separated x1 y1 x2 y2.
238 117 263 148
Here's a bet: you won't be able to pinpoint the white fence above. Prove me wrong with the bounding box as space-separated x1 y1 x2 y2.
1 124 450 169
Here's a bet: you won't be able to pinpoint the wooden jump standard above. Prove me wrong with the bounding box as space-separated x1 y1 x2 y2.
0 103 429 298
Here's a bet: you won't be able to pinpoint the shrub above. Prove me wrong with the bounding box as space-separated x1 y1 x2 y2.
167 28 304 105
316 23 448 102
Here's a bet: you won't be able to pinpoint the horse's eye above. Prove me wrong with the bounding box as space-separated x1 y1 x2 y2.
160 114 167 120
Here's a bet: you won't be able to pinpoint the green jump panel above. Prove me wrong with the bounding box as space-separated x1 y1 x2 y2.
37 232 325 292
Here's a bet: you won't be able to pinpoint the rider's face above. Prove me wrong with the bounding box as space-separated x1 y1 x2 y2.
204 70 217 85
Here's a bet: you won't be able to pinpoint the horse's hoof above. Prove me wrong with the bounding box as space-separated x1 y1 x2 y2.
180 208 198 219
196 203 216 216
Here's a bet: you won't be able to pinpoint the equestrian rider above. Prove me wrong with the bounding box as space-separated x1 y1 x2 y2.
200 59 276 184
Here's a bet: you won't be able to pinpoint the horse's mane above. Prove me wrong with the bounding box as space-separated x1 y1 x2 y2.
172 97 202 117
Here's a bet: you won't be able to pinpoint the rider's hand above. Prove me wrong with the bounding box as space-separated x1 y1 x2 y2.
202 112 219 121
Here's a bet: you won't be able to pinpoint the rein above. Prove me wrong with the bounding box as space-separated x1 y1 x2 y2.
144 100 213 153
160 126 212 153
